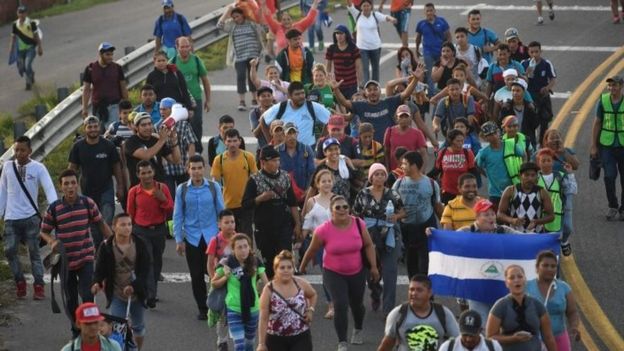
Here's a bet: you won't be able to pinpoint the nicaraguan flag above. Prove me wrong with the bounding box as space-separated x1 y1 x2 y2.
428 229 560 304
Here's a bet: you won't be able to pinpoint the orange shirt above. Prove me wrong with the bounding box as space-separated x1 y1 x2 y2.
390 0 413 12
288 47 304 82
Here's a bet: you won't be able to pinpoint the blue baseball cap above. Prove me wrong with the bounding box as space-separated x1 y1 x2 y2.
162 0 174 7
160 98 176 109
322 137 340 151
98 42 115 53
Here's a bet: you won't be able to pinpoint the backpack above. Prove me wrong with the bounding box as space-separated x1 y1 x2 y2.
447 337 495 351
394 302 449 342
275 100 317 136
158 13 186 37
441 95 470 136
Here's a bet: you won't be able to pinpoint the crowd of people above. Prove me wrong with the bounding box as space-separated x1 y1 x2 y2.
3 0 624 351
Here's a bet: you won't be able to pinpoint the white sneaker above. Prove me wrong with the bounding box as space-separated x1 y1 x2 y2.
537 16 544 24
337 341 348 351
350 329 363 345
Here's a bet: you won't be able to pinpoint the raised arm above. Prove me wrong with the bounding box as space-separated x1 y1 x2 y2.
330 80 353 110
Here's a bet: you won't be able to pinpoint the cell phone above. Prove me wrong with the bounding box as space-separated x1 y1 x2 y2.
517 331 532 337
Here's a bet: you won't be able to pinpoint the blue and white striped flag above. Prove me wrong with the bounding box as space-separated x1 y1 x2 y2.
428 229 560 304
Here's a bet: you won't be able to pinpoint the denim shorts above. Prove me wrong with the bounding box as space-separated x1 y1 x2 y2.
392 8 411 34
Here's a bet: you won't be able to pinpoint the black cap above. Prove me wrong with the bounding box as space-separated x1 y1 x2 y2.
256 86 273 96
459 310 482 336
260 145 280 161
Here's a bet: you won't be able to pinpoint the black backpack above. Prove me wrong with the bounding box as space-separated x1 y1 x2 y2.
394 302 449 342
275 100 317 136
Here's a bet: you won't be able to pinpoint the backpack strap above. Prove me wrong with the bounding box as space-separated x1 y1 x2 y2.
429 177 437 210
432 302 448 338
305 101 317 135
275 101 289 120
485 339 495 351
181 182 189 215
394 303 410 341
448 338 456 350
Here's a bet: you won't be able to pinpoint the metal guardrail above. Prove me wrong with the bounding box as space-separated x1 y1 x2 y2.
0 1 296 167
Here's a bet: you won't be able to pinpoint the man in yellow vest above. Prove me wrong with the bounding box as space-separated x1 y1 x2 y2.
9 5 43 90
590 75 624 221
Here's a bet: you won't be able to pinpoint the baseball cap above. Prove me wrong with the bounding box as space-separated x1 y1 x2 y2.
364 80 380 89
162 0 174 7
270 120 285 133
502 69 518 78
502 115 519 127
511 78 528 90
459 310 482 336
519 162 540 174
322 137 340 151
473 199 495 214
504 27 519 41
75 302 105 324
83 115 100 125
17 5 27 13
256 86 273 96
98 42 115 53
160 97 177 109
328 115 346 130
606 75 624 85
480 121 498 136
260 145 280 161
133 112 152 126
396 104 411 117
284 122 298 134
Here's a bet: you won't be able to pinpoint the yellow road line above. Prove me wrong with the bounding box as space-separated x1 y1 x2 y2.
578 321 601 351
561 54 624 350
551 47 624 130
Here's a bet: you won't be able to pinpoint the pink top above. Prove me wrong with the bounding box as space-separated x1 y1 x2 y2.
315 217 364 275
384 126 427 170
264 5 318 52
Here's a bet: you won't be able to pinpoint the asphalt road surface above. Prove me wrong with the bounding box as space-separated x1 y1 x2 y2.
2 0 624 350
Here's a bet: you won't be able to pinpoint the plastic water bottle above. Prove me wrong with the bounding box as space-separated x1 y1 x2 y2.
528 58 536 78
385 201 394 222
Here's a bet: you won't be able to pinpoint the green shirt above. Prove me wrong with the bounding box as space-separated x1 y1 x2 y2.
305 84 335 109
216 262 265 313
171 53 208 101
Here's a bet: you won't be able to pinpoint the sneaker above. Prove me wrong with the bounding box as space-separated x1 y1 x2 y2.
146 298 157 309
25 82 32 91
337 341 348 351
324 306 335 319
197 310 208 320
33 284 45 300
16 280 27 299
324 16 333 27
237 101 247 111
158 273 165 282
537 16 544 24
318 40 324 51
606 207 619 221
560 241 572 256
218 342 228 351
350 329 363 345
548 8 555 20
251 99 258 107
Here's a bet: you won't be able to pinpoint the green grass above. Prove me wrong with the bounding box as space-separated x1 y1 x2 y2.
32 0 119 18
196 37 229 71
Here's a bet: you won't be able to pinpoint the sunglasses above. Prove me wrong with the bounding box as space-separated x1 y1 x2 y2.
333 204 349 211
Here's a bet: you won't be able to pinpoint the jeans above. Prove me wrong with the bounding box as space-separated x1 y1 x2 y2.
391 8 411 36
367 237 400 315
190 99 204 154
134 224 167 300
185 238 209 313
90 185 115 251
110 295 146 337
66 262 95 328
235 58 257 95
599 146 624 209
360 48 381 83
423 54 439 97
227 309 259 351
3 215 44 285
17 46 36 85
92 103 120 130
323 268 366 343
302 5 324 49
467 299 492 326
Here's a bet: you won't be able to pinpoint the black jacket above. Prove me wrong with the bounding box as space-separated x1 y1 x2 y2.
94 234 151 308
146 67 193 109
500 100 539 147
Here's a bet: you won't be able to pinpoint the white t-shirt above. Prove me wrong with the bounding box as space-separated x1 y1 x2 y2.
347 5 387 50
438 336 503 351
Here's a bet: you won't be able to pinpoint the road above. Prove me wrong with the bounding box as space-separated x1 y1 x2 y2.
2 0 624 350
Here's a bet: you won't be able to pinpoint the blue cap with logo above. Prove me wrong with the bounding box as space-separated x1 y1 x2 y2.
162 0 174 7
98 42 115 53
160 97 177 109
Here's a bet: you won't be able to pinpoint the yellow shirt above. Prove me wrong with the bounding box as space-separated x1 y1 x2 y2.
288 46 303 82
440 196 479 230
210 151 258 209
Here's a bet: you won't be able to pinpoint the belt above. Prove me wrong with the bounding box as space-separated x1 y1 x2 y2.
135 223 166 230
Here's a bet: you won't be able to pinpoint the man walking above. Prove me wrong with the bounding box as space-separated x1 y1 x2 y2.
173 155 225 320
81 42 128 126
171 37 211 154
154 0 192 59
69 116 125 249
590 75 624 220
9 5 42 90
0 136 57 300
39 169 112 336
415 3 451 95
127 161 174 308
275 29 315 85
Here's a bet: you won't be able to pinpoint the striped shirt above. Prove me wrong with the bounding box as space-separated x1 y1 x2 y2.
163 120 198 176
325 43 360 88
440 195 478 230
41 196 102 270
231 23 262 62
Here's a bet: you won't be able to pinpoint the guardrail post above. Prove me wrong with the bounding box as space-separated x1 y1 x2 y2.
35 105 48 121
13 122 26 139
57 87 70 101
125 46 135 55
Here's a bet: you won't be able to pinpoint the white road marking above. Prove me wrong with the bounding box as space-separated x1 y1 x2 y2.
460 3 487 16
381 4 611 11
379 50 398 65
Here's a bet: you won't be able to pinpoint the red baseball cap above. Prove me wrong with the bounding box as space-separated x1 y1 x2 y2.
328 115 346 130
75 302 105 324
473 199 495 214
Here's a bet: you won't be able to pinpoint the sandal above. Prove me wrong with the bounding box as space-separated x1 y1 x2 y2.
324 307 334 319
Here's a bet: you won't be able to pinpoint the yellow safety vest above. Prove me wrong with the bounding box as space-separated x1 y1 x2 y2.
503 133 526 185
538 172 564 233
599 93 624 147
